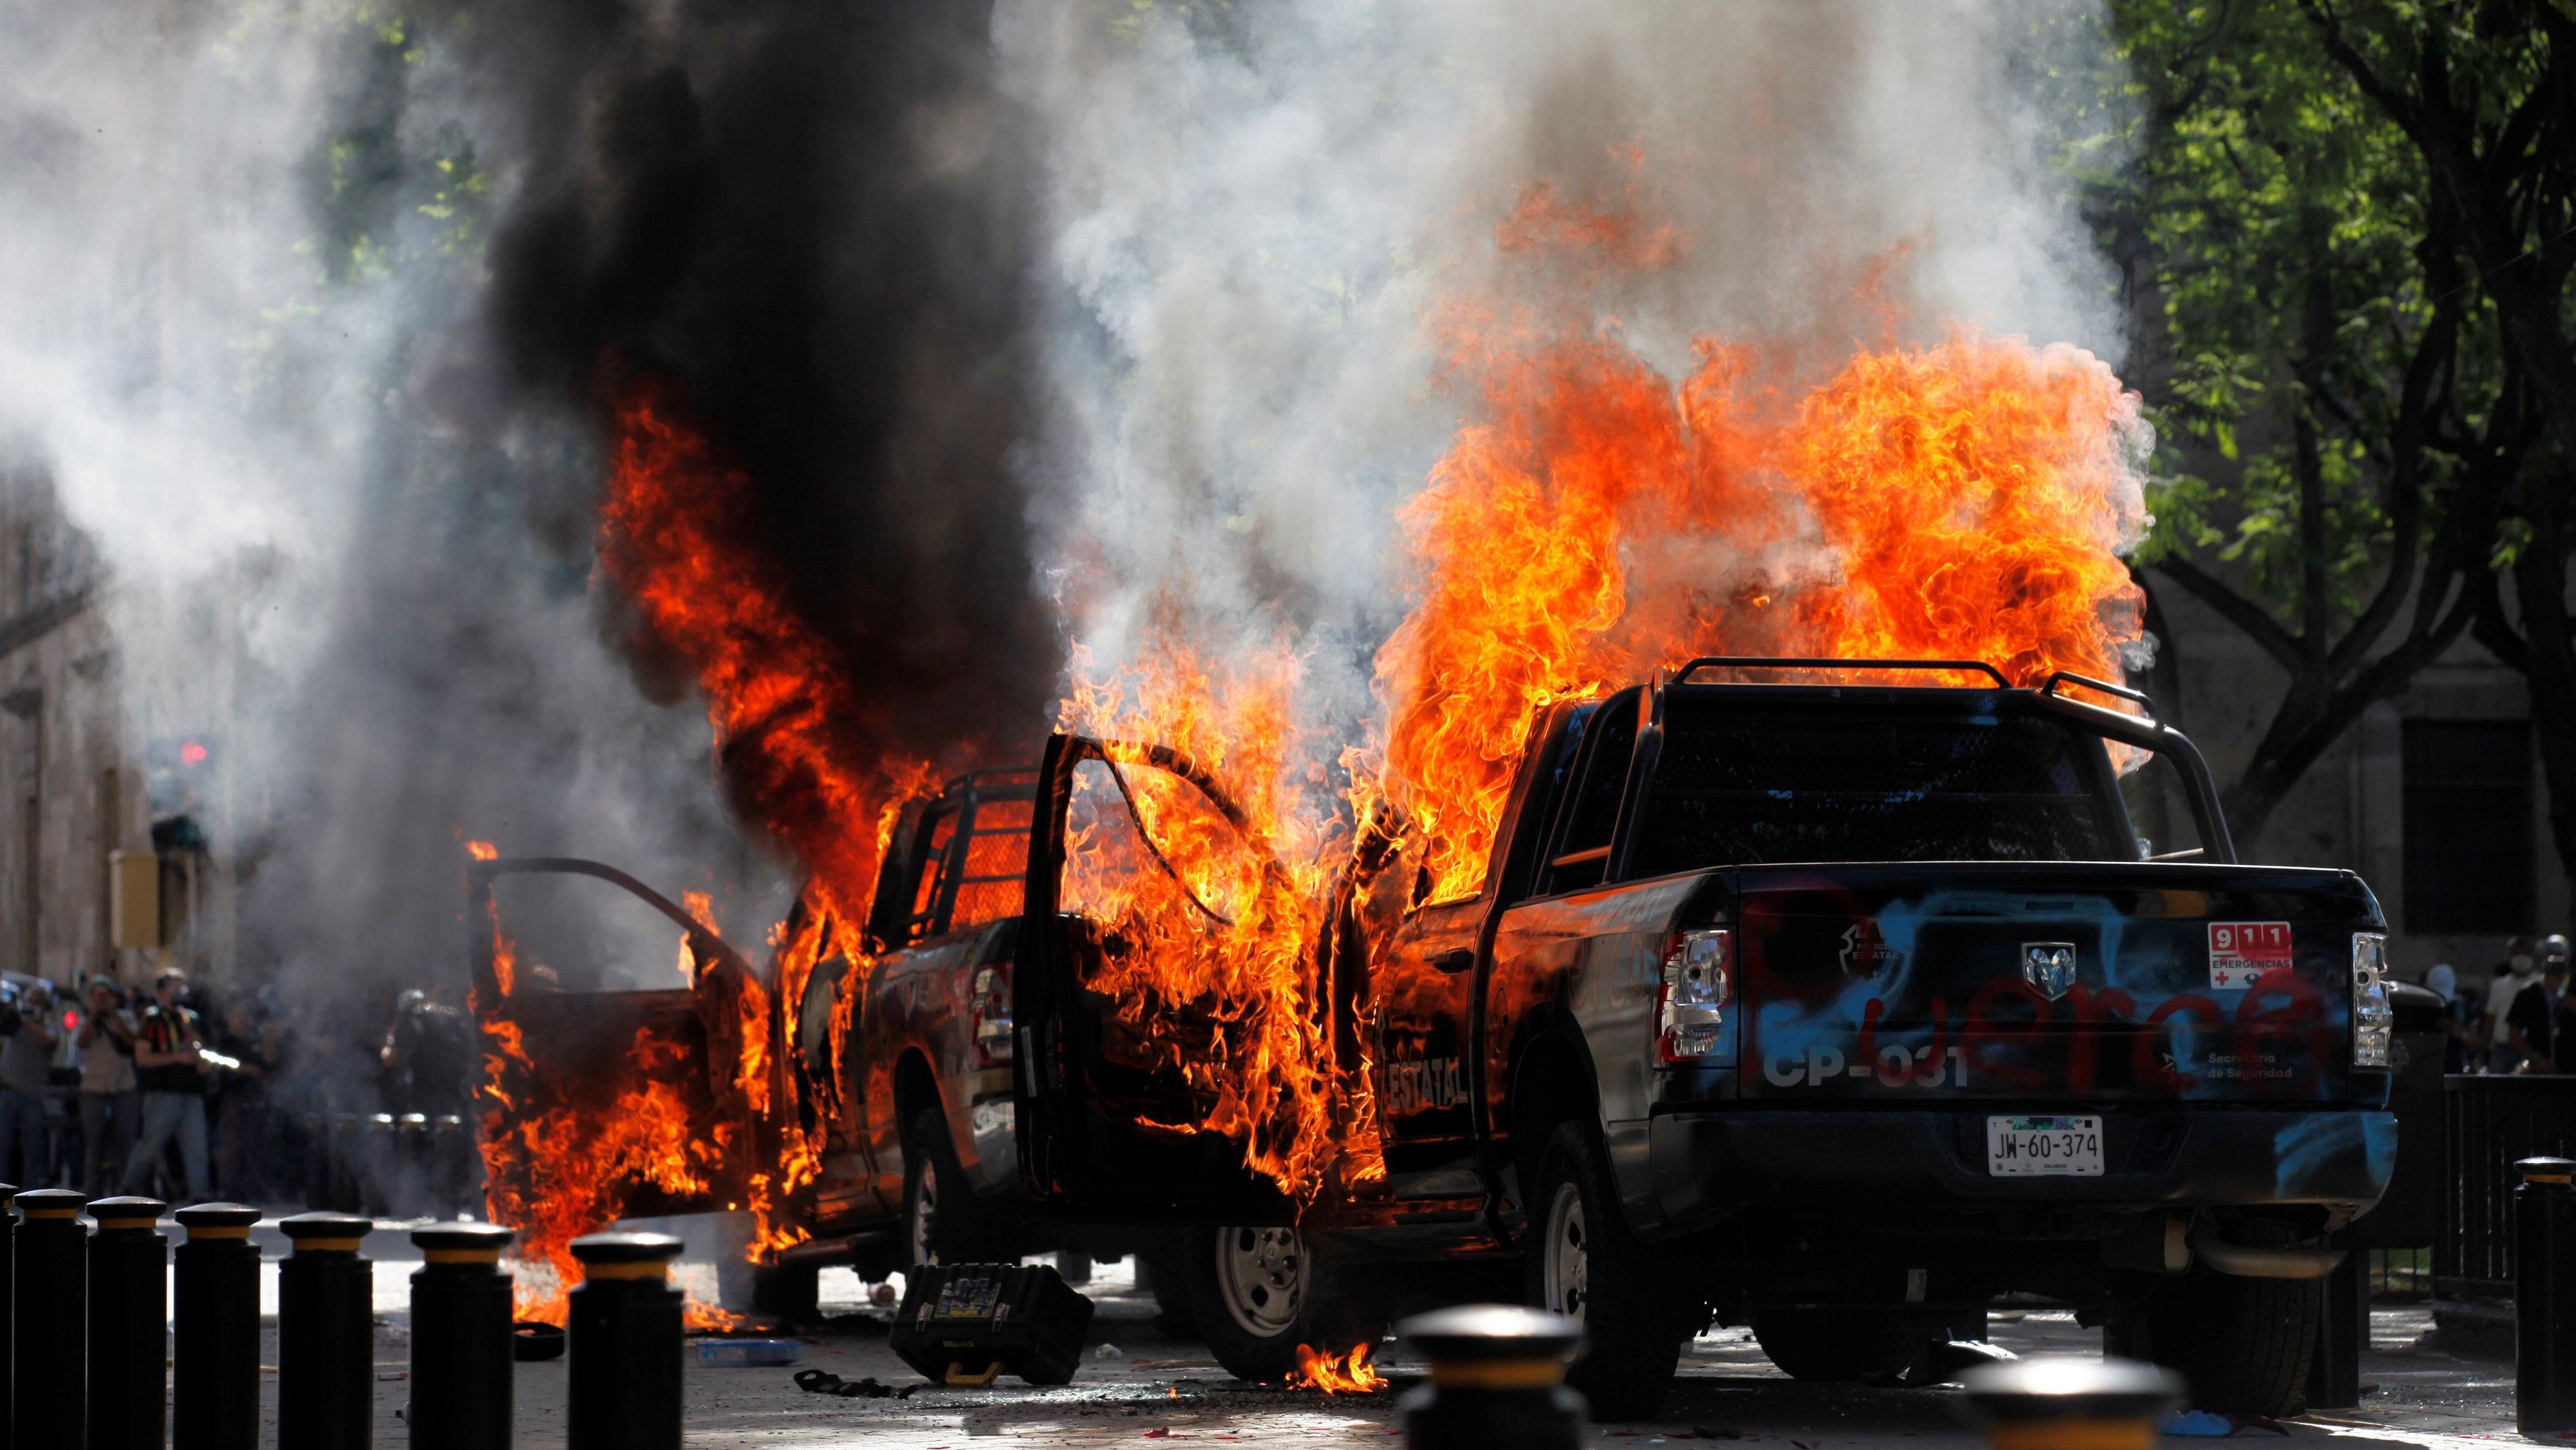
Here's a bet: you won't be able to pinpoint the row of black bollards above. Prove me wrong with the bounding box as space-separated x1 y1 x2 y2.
4 1189 685 1450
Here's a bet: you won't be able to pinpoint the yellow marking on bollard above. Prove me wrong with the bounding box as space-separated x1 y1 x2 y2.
290 1238 365 1253
21 1207 79 1220
185 1225 251 1240
1988 1420 2157 1450
1426 1358 1563 1390
579 1259 671 1281
422 1247 505 1265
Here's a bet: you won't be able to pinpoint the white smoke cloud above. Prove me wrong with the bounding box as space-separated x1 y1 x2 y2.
0 3 783 996
1000 0 2131 739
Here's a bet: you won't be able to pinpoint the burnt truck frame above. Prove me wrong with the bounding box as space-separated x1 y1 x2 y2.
1013 660 2395 1417
468 769 1125 1317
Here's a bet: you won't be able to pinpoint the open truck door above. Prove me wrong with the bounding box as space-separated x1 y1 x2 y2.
468 856 769 1221
1013 734 1306 1223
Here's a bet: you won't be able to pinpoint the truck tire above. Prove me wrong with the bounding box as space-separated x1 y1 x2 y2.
1184 1225 1386 1384
1525 1120 1696 1420
2108 1226 2320 1417
1752 1308 1913 1383
903 1107 985 1266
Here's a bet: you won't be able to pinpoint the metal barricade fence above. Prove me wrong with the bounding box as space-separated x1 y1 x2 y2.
2438 1075 2576 1302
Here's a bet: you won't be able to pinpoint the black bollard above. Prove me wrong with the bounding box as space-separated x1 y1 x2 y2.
0 1181 16 1450
410 1221 516 1450
1394 1304 1584 1450
87 1196 169 1450
15 1189 90 1449
278 1211 377 1450
1958 1357 2181 1450
173 1203 264 1450
2517 1157 2576 1435
567 1231 684 1450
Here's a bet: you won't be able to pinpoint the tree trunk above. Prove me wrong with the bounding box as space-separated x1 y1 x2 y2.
2515 486 2576 913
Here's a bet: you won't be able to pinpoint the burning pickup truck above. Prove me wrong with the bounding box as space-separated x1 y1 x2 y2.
1012 658 2395 1418
479 657 2394 1418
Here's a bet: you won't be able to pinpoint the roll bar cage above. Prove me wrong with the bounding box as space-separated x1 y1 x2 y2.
1653 655 2236 865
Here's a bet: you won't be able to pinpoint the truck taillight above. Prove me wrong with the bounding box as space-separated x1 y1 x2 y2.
1657 928 1731 1063
971 965 1014 1067
2351 932 2391 1068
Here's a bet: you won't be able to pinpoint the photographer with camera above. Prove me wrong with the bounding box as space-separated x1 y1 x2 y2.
0 978 60 1185
120 967 213 1201
76 977 137 1194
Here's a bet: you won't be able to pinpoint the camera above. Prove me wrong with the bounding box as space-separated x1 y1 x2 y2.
0 985 21 1038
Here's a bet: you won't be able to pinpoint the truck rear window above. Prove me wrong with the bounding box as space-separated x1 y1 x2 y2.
1625 700 2128 874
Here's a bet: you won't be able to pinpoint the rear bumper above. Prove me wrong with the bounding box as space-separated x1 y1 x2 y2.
1648 1106 2396 1232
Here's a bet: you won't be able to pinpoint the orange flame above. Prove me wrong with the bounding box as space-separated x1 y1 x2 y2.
1056 632 1384 1198
1290 1341 1385 1394
491 166 2150 1304
1052 178 2146 1199
1378 247 2144 899
476 375 940 1319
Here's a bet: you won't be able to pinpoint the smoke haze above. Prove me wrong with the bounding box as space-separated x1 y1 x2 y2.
1009 0 2134 743
0 0 2132 1002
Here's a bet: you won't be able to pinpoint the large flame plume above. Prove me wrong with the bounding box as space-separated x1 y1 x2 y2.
474 172 2150 1281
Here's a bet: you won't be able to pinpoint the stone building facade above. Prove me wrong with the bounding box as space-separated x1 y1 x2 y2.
2151 579 2554 986
0 464 240 992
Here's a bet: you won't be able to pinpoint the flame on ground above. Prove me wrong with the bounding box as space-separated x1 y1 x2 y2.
1290 1341 1386 1394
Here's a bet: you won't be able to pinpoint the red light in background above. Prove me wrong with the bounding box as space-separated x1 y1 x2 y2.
179 741 209 767
61 1010 77 1031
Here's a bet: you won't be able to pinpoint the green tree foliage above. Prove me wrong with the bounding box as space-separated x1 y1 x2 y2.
2100 0 2546 850
2287 0 2576 906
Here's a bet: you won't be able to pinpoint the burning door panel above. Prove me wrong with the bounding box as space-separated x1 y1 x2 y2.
1369 900 1480 1185
1015 733 1306 1221
468 857 766 1240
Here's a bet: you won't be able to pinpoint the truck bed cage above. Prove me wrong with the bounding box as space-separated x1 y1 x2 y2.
1672 656 2011 687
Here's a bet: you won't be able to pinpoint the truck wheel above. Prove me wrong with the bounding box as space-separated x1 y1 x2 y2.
1184 1225 1385 1384
903 1107 982 1266
2111 1230 2320 1416
1525 1121 1695 1420
1752 1309 1912 1383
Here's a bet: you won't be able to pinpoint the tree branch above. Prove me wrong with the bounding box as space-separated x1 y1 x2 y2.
2152 556 2306 673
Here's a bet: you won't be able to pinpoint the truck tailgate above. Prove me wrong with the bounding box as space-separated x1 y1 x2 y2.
1733 861 2379 1103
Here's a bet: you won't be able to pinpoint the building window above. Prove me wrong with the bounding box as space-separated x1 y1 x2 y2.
2404 719 2534 934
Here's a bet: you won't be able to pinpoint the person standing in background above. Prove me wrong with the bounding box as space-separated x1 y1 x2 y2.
2506 949 2568 1072
208 993 277 1202
0 981 58 1184
122 968 212 1201
75 978 138 1194
2484 935 2543 1073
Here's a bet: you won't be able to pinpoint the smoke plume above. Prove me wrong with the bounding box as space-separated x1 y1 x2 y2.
0 0 2134 1011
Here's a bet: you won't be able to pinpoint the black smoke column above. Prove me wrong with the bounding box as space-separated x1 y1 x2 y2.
463 0 1059 803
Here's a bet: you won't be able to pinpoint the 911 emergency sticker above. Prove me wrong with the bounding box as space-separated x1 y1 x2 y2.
2208 921 2293 990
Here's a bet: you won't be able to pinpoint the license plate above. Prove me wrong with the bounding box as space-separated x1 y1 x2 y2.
1986 1115 2104 1177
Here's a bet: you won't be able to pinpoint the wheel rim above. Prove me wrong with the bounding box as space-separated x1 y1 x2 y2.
1540 1181 1588 1323
908 1154 940 1265
1213 1226 1306 1341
